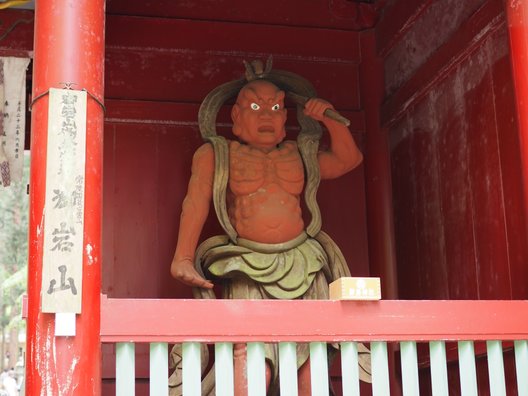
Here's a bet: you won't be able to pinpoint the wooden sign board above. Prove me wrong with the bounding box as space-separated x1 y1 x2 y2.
329 277 382 301
0 57 30 186
41 88 87 313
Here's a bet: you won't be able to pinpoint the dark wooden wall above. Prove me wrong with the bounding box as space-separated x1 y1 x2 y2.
378 0 528 302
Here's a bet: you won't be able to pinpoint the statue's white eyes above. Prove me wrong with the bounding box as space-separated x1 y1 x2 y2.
271 104 280 111
250 103 260 110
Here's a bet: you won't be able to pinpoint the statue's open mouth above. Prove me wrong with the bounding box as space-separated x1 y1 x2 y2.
258 126 275 133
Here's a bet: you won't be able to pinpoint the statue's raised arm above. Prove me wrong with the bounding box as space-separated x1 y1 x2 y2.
303 98 363 179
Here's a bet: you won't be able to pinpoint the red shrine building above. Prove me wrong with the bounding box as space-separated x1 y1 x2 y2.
2 0 528 394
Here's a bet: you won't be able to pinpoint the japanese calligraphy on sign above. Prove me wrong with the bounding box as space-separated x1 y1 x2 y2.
41 88 87 313
0 57 30 187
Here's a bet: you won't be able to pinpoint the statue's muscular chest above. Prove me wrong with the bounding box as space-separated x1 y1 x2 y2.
229 141 305 196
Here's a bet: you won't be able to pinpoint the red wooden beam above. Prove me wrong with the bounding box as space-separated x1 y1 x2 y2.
100 296 528 343
105 0 379 31
104 99 366 133
27 1 104 395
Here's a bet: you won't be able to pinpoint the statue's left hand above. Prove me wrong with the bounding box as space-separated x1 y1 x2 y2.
303 98 335 123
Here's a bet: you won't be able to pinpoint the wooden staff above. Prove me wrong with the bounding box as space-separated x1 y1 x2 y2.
287 91 351 127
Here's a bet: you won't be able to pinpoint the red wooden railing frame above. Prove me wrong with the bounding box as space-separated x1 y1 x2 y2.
100 296 528 343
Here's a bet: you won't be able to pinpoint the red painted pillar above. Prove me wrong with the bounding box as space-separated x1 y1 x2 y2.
505 1 528 235
27 0 104 394
359 31 399 300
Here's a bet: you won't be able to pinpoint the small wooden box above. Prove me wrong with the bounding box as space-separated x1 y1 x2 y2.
329 277 382 300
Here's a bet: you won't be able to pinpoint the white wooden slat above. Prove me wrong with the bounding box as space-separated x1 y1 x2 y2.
458 341 478 396
371 341 390 396
183 342 202 396
247 342 267 396
429 341 449 396
215 343 234 396
116 342 135 396
486 340 506 396
279 342 298 396
400 341 420 396
150 342 168 396
514 340 528 396
341 342 360 396
309 342 329 396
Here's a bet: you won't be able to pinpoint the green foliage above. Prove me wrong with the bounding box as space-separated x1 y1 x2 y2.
0 153 29 332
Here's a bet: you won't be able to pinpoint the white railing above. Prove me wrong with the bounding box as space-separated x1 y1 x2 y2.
100 297 528 395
